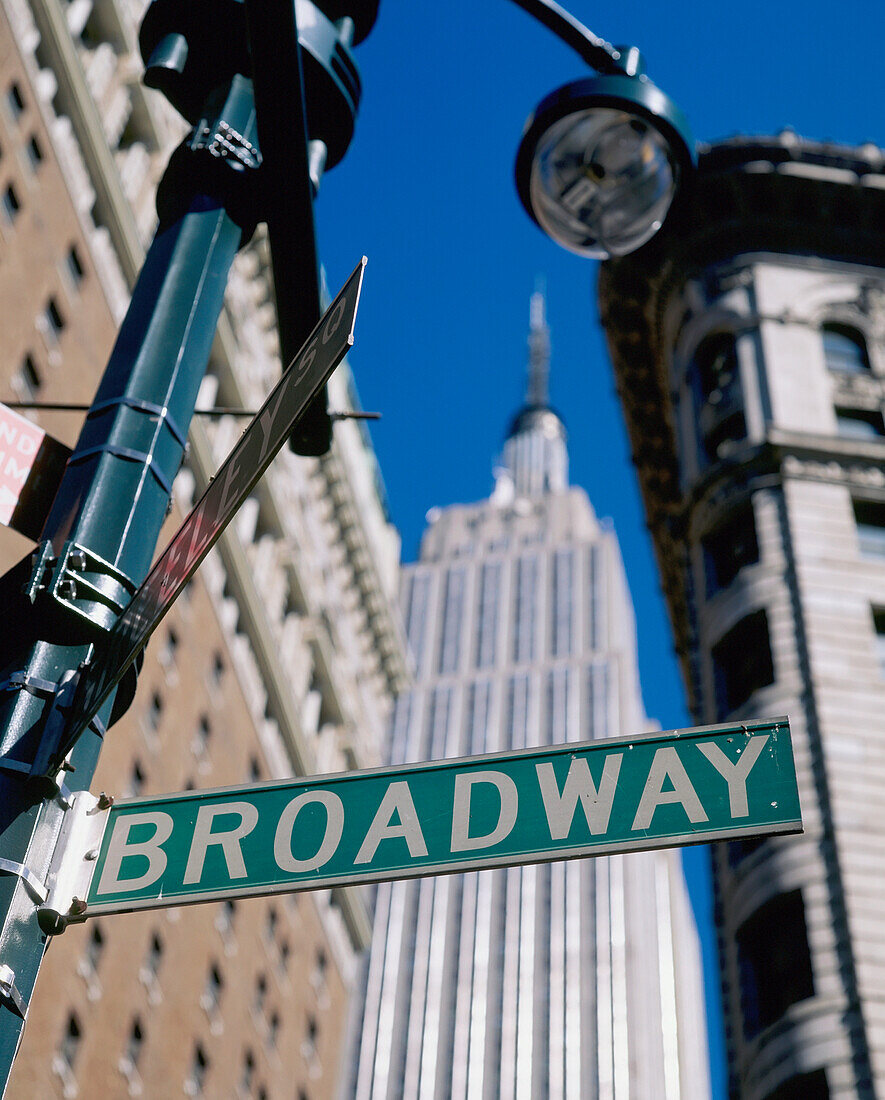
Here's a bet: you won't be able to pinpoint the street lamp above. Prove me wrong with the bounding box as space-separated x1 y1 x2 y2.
510 1 695 258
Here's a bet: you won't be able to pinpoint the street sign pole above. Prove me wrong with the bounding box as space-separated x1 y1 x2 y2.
0 3 350 1086
35 718 802 927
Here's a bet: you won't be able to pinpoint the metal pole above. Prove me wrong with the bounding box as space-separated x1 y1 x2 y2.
243 0 332 455
0 60 259 1099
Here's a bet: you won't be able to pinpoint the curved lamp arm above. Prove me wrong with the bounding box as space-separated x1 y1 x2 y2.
507 0 626 74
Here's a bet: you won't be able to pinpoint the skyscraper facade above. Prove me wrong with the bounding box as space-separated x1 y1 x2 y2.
599 135 885 1099
0 0 408 1094
342 295 710 1100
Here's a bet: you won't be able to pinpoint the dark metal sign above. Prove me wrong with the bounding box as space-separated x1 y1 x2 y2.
68 258 365 744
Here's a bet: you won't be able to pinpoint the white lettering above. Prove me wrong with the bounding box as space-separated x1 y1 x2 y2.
632 747 708 831
451 770 518 852
321 297 346 344
536 754 622 839
0 422 14 446
274 790 344 872
4 456 28 485
214 459 242 526
355 781 427 864
95 811 173 895
294 339 318 381
256 382 290 465
183 801 259 885
17 433 37 456
697 735 769 818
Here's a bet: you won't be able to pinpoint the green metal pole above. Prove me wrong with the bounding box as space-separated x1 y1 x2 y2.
0 71 258 1095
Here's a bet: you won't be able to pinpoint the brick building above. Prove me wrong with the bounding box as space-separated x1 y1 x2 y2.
0 0 408 1095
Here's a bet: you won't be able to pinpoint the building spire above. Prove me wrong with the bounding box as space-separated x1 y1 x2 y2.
493 283 569 502
527 279 550 407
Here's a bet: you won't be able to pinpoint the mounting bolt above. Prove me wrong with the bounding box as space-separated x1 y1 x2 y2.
68 550 88 571
96 793 114 811
69 898 87 916
57 579 77 601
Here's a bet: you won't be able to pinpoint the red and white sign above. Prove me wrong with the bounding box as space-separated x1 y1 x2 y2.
0 405 47 525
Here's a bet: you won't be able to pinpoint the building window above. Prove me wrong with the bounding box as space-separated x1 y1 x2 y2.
6 82 25 120
736 889 814 1039
44 297 66 340
253 973 267 1015
65 245 85 286
403 572 431 670
201 964 223 1015
25 134 43 171
278 939 290 974
240 1051 255 1094
551 548 574 657
128 760 146 797
762 1069 829 1100
185 1044 209 1096
268 1011 281 1048
822 322 870 373
15 354 41 399
711 610 774 719
835 406 885 439
546 667 572 744
690 331 746 462
702 503 760 595
216 898 236 939
80 922 105 978
141 932 163 986
2 183 20 223
209 651 225 687
513 555 538 664
195 714 211 757
145 692 163 732
874 609 885 678
854 499 885 558
265 906 277 943
475 561 500 669
120 1018 144 1077
438 567 465 674
59 1013 81 1070
302 1015 316 1057
157 629 178 672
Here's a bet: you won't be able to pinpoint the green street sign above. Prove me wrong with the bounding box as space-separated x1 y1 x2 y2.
42 717 801 924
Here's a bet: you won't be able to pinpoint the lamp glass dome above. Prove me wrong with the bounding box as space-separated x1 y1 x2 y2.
529 105 678 258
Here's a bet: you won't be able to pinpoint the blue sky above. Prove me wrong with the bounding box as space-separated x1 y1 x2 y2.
312 2 885 1094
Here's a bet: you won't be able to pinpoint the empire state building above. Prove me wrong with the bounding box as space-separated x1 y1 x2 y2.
341 294 710 1099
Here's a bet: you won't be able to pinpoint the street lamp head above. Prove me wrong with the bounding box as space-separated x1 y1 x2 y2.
515 68 695 259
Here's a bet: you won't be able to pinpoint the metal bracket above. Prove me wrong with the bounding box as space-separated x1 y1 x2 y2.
38 791 111 935
0 858 48 906
0 965 26 1019
0 667 108 791
25 541 136 638
192 118 262 170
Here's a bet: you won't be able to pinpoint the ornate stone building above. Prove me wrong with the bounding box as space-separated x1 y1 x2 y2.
599 134 885 1099
342 294 710 1100
0 0 408 1095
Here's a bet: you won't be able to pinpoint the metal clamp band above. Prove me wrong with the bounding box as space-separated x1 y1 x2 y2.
0 965 26 1019
67 444 173 495
0 858 48 905
0 672 60 699
87 395 187 449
